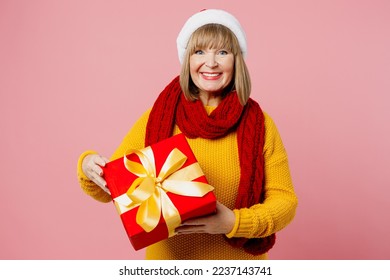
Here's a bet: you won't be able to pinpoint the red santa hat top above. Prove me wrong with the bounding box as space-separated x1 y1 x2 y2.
176 9 247 64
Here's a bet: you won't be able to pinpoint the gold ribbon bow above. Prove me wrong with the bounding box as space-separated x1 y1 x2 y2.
114 146 214 237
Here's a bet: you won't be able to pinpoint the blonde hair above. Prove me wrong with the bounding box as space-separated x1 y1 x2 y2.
180 23 251 105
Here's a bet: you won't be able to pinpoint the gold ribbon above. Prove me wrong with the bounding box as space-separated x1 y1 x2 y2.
114 146 214 237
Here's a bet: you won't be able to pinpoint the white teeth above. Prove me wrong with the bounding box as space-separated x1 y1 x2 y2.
202 73 219 77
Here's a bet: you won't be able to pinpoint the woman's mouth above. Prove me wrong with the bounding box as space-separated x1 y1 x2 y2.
201 72 221 80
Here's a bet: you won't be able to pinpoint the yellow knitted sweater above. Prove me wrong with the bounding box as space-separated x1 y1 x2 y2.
77 107 298 259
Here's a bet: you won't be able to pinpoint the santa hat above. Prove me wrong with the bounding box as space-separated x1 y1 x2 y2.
176 9 247 64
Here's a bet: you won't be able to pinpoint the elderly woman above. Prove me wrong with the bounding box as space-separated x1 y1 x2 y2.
77 9 298 260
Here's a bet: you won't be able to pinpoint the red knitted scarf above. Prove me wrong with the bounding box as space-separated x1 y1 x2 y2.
145 76 275 255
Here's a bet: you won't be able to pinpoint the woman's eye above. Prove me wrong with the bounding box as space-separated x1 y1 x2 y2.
194 50 204 55
218 50 228 55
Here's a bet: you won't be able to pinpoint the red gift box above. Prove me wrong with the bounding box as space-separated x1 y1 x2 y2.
102 133 216 251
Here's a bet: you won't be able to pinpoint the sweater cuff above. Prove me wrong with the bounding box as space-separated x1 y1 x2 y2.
225 208 255 238
77 150 97 180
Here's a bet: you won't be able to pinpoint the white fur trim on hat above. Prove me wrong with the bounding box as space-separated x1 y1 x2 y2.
176 9 247 64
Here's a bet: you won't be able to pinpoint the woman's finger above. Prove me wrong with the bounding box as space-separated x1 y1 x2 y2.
93 155 108 167
90 172 110 195
180 218 205 226
175 225 206 235
92 164 104 176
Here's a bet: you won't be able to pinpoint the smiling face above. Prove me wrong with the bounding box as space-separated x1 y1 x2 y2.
189 47 234 99
180 23 251 106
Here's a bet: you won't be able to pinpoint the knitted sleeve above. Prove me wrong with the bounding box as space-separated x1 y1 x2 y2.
76 109 151 202
226 113 298 239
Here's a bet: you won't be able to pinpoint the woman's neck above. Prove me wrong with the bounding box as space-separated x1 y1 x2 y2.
199 92 222 106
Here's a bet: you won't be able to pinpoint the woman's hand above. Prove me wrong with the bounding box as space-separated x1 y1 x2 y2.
82 154 110 194
175 201 236 235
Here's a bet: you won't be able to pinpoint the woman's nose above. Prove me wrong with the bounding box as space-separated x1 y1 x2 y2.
205 54 218 68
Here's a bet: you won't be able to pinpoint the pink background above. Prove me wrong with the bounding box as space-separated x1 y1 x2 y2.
1 0 389 260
